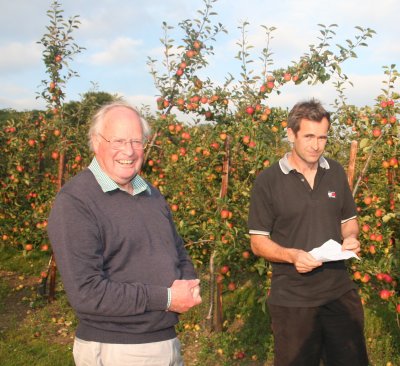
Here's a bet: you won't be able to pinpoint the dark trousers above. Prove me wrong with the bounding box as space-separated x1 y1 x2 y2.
268 290 369 366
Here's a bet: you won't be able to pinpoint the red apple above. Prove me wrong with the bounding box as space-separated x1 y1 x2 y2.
220 210 230 219
372 128 381 138
245 106 255 115
25 244 33 251
379 289 392 300
220 265 230 275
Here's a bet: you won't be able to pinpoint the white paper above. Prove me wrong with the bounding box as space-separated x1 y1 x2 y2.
309 239 360 262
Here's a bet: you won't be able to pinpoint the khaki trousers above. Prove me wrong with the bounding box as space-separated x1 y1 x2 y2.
73 337 184 366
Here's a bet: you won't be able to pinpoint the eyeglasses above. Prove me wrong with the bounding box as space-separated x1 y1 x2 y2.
98 133 147 150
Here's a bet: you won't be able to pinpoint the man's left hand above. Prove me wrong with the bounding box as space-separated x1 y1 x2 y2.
342 237 361 254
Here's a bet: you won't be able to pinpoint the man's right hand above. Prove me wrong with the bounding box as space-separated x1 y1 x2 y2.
290 249 322 273
168 279 202 313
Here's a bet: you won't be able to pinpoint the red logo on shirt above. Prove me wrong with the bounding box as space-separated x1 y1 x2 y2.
328 191 336 198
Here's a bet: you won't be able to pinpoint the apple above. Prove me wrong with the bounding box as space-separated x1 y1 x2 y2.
200 96 208 104
283 72 291 81
170 154 179 163
28 139 36 147
234 351 245 359
51 151 59 160
396 304 400 314
176 98 185 106
216 274 224 283
376 273 385 281
220 209 230 219
245 106 255 115
361 224 370 233
361 273 370 283
25 244 33 251
220 265 229 275
193 40 202 49
379 289 392 300
40 244 49 251
242 250 250 259
219 132 227 141
372 128 381 138
266 81 275 89
170 204 179 212
382 274 393 283
186 49 196 58
227 282 236 291
389 157 398 167
353 271 362 280
181 132 191 140
242 136 250 144
363 196 372 205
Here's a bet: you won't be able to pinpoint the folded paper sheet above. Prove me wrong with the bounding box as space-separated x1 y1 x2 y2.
309 239 361 262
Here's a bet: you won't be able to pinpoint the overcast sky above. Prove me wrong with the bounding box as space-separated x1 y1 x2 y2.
0 0 398 113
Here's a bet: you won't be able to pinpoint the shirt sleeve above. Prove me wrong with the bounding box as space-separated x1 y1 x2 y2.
248 172 275 236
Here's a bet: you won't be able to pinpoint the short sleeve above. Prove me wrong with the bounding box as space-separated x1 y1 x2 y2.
248 172 275 235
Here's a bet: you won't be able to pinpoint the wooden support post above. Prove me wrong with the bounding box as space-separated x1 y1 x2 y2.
213 135 231 332
347 140 358 191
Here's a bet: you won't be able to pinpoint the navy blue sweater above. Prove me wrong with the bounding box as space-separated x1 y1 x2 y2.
47 169 197 344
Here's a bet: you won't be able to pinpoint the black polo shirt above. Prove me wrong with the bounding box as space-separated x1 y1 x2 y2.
248 154 357 307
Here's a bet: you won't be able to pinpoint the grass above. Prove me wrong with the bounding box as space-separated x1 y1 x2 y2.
0 246 399 366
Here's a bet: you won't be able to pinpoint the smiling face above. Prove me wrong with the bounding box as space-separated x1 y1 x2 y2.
92 106 144 191
287 117 329 170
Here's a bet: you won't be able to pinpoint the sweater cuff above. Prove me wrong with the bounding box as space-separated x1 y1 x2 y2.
146 285 169 311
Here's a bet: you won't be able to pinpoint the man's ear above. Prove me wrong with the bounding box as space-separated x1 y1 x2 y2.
91 135 100 153
287 128 295 144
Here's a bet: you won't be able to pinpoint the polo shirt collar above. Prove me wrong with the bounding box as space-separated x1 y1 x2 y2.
88 157 150 196
279 153 330 174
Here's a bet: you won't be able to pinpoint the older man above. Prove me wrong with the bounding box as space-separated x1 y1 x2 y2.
48 101 201 366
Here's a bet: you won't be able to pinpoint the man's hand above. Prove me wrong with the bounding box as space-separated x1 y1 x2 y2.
168 279 202 313
342 237 361 255
290 249 322 273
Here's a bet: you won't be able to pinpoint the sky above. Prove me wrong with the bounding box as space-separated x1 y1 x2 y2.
0 0 399 114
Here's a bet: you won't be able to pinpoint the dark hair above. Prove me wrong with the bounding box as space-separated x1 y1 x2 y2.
287 99 330 134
